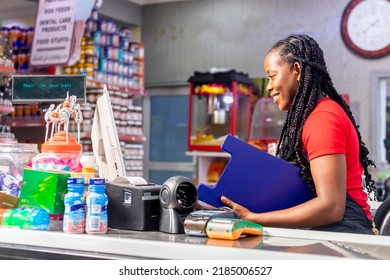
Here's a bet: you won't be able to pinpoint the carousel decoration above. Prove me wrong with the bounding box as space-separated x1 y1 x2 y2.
44 92 83 144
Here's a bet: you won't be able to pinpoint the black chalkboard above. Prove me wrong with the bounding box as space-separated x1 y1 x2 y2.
12 75 86 104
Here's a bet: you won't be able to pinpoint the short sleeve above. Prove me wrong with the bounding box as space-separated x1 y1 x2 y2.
302 111 349 161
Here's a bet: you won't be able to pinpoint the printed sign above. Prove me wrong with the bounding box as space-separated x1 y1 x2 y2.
12 75 86 104
30 0 75 66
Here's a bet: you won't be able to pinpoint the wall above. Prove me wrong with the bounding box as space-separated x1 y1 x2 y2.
141 0 390 159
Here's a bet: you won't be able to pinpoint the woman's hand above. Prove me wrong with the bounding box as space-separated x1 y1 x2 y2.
221 196 252 220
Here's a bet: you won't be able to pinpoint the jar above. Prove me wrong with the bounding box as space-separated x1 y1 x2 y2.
27 27 34 49
0 143 39 197
63 177 85 234
32 131 83 172
9 26 21 50
85 44 94 56
18 50 28 71
85 178 108 234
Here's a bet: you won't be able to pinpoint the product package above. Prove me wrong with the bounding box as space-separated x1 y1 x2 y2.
18 168 70 214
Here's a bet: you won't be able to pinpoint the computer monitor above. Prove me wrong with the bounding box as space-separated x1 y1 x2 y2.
91 84 126 181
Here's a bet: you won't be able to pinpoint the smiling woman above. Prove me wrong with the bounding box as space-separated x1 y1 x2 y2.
221 34 377 235
264 51 300 111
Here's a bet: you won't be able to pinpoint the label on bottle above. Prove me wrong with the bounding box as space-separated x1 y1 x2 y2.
63 203 85 233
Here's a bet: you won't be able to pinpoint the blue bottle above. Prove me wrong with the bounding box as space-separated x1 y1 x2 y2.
63 177 85 233
1 207 50 230
85 178 108 234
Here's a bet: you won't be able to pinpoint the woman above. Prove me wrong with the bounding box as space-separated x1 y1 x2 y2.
221 34 377 234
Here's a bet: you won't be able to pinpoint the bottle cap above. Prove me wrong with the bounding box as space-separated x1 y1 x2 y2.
89 178 106 185
67 177 85 185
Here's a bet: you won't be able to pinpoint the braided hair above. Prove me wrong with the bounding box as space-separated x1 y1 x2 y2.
271 34 376 200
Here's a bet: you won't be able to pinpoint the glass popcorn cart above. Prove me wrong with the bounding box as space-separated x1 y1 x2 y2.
187 70 253 151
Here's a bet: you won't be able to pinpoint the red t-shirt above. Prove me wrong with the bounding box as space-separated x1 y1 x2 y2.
302 97 372 220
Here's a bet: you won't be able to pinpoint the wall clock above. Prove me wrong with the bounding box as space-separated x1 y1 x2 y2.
341 0 390 59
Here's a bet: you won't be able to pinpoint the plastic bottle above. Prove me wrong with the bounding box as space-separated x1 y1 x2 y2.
85 178 108 234
0 207 50 230
63 177 86 233
0 208 8 224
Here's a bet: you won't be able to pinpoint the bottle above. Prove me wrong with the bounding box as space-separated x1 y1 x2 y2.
0 207 50 230
0 208 8 224
85 178 108 234
63 177 86 233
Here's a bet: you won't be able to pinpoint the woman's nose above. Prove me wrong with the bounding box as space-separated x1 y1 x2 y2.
266 81 272 92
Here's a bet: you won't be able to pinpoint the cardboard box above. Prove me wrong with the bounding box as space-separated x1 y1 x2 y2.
18 168 70 214
0 192 19 208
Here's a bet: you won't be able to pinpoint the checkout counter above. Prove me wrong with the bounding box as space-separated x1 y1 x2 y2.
1 225 390 260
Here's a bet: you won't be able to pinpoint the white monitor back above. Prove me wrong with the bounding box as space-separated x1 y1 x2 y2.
91 85 126 181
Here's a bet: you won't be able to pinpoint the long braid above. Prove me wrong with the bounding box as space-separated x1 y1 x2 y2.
272 34 376 199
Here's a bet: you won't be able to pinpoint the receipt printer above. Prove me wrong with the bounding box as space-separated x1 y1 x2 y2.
106 177 161 230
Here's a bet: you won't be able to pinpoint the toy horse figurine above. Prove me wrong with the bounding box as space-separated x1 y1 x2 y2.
59 107 71 143
50 104 62 143
44 104 55 143
74 104 83 144
44 93 83 144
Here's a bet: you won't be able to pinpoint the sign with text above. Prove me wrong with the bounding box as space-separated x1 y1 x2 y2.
12 75 86 104
30 0 75 66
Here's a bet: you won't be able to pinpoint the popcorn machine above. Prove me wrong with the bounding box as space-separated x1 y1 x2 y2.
187 70 253 151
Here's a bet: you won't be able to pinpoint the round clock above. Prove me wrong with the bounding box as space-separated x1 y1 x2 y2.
341 0 390 59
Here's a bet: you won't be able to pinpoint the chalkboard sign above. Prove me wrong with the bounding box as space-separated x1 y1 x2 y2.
12 75 86 104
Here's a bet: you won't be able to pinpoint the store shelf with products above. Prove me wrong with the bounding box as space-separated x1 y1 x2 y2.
86 78 145 96
3 118 44 127
70 83 146 177
0 65 15 76
0 66 17 143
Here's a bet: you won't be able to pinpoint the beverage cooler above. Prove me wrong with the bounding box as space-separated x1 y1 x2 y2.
187 70 253 152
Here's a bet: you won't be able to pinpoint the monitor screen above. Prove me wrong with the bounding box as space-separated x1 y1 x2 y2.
91 84 126 181
12 75 86 104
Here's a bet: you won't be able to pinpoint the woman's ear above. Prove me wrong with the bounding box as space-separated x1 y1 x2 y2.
293 62 301 81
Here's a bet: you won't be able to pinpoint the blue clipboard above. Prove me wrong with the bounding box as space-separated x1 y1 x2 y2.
197 135 313 213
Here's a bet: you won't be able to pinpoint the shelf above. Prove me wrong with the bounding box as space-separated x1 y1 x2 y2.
119 135 146 142
4 118 45 127
80 132 145 142
0 65 15 75
0 106 15 115
86 79 145 96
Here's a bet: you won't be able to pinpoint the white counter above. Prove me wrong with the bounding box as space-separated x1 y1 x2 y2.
1 226 390 260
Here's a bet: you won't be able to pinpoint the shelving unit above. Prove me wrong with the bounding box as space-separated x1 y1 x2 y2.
76 81 146 177
86 79 145 96
0 66 17 143
0 65 15 76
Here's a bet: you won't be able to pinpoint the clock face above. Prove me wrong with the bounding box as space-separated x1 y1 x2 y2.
341 0 390 58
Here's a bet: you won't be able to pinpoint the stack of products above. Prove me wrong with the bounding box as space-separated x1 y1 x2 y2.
0 25 34 71
63 7 144 91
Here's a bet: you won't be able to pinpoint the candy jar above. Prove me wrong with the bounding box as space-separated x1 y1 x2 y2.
32 131 83 172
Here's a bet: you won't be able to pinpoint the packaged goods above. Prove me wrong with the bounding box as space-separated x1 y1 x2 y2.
86 178 108 234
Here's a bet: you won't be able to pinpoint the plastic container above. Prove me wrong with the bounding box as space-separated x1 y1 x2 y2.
63 177 86 233
85 178 108 234
32 131 82 172
0 208 8 224
0 207 50 230
0 143 39 197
